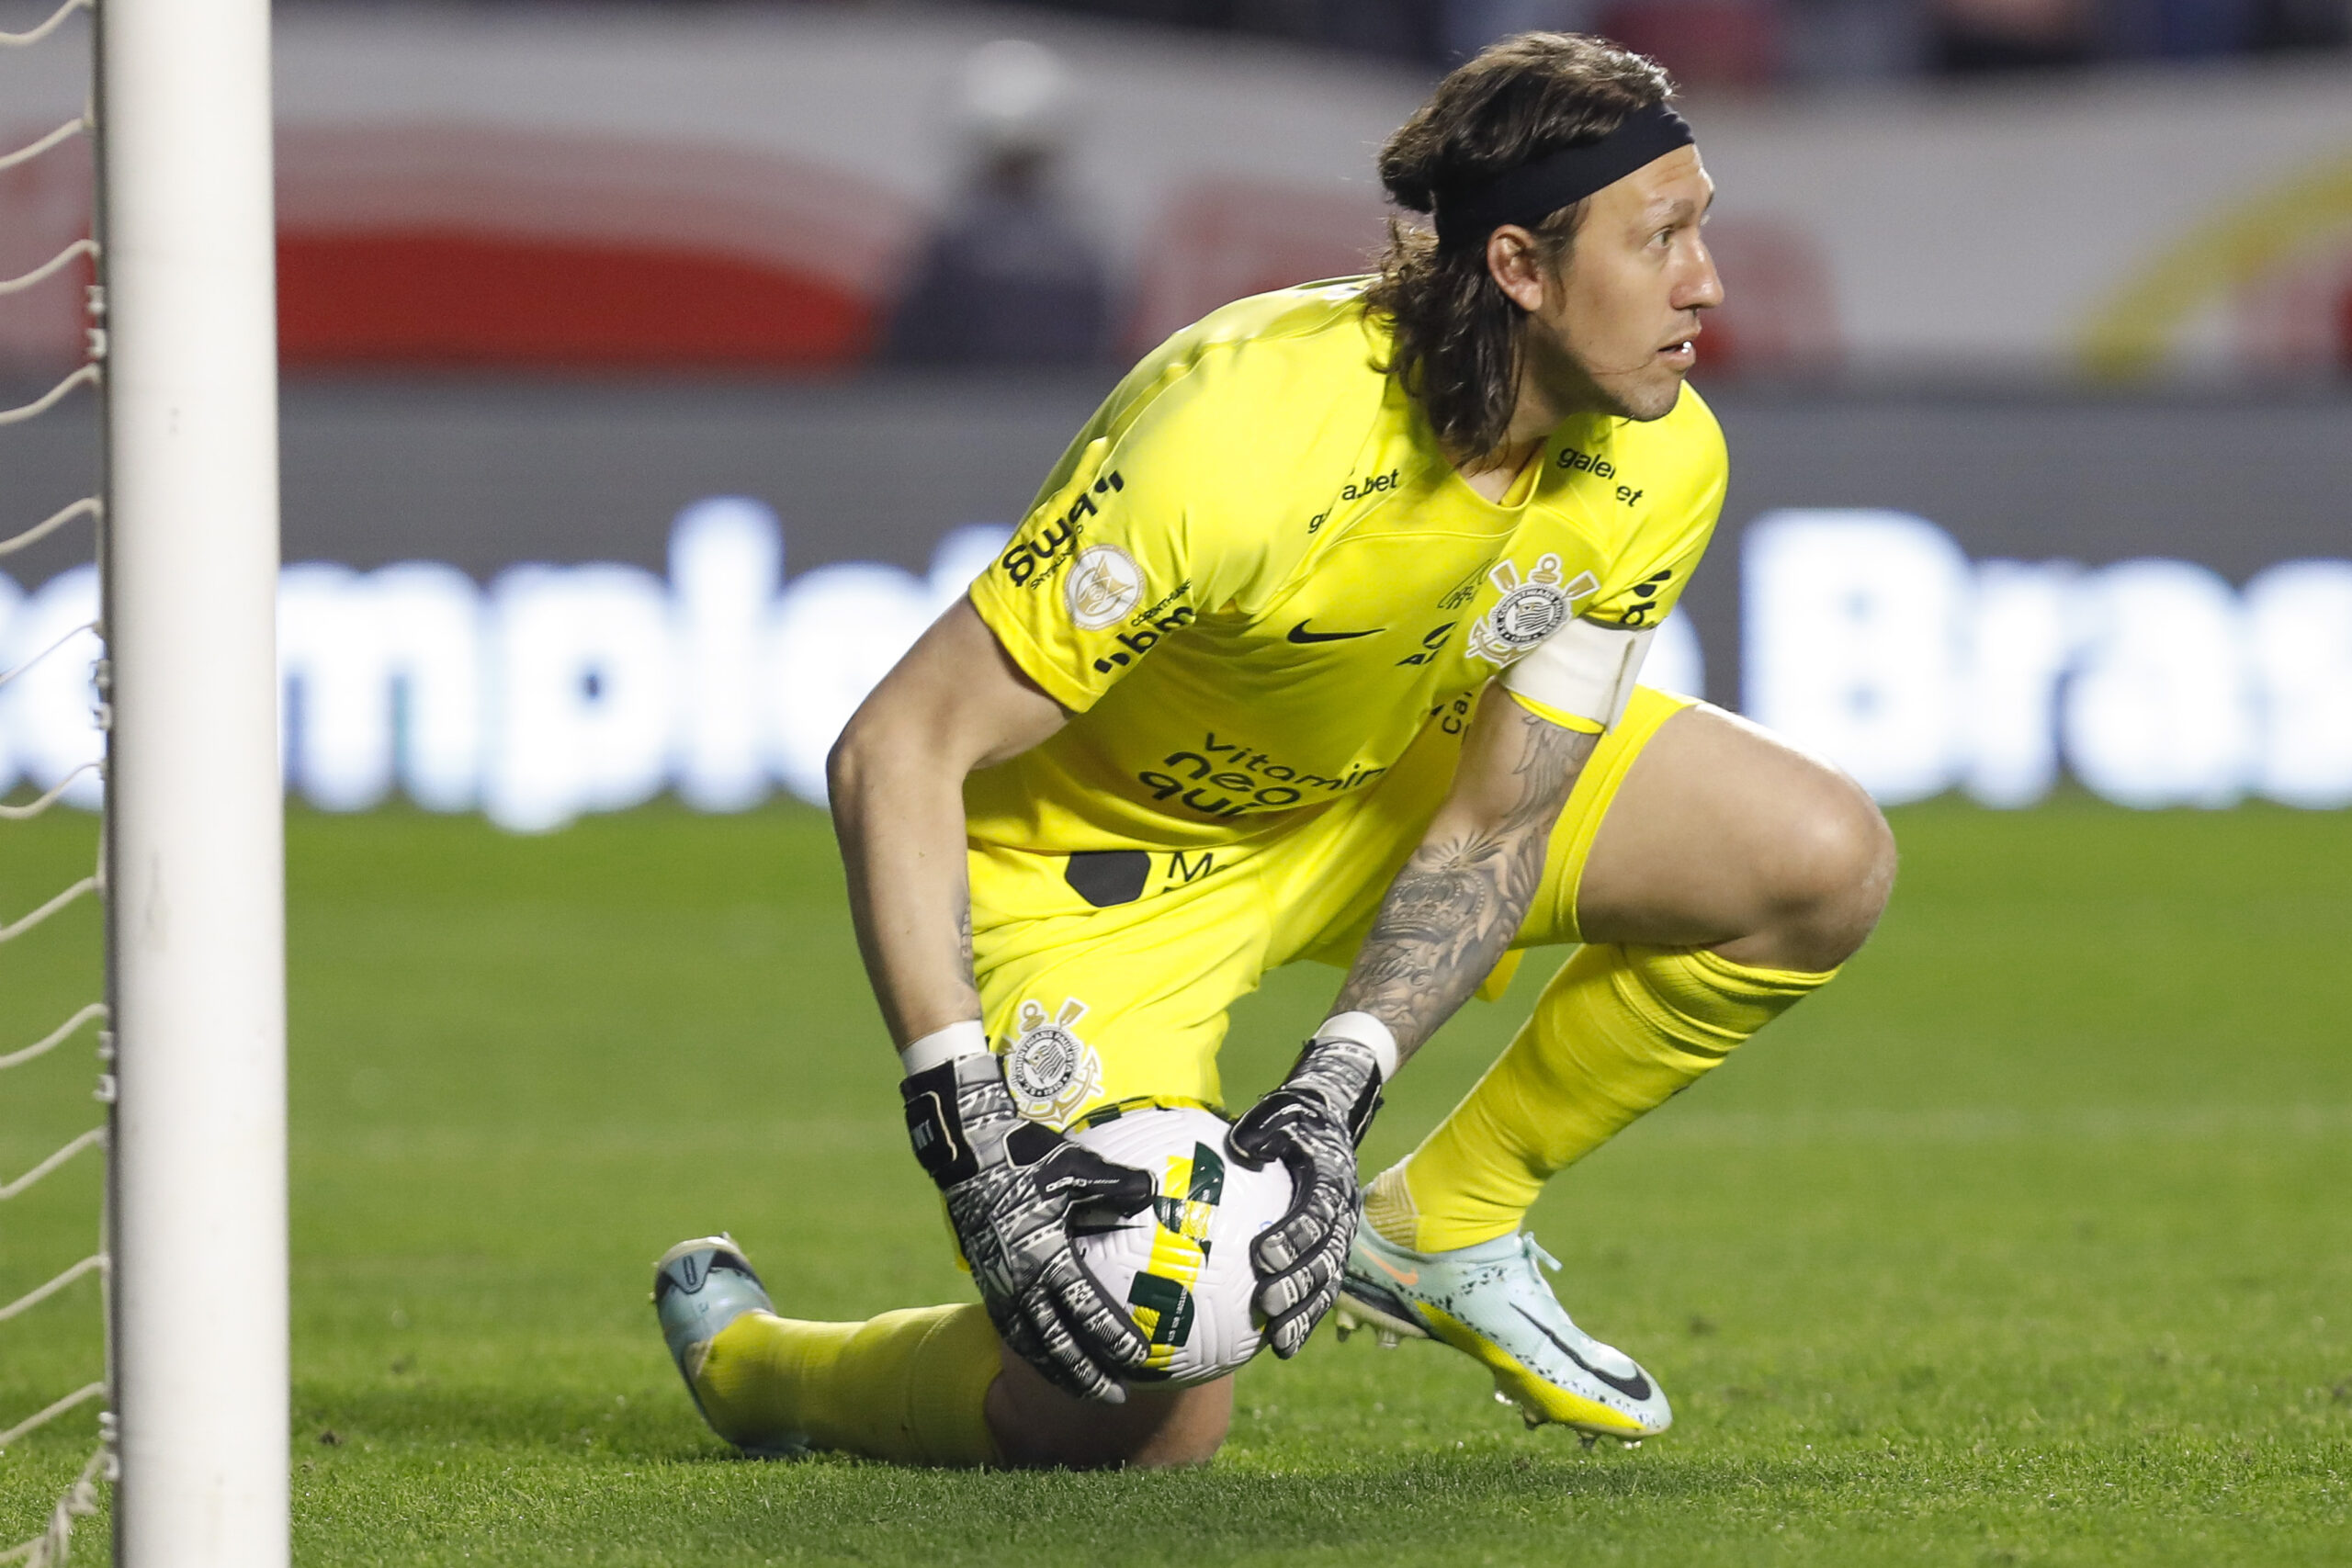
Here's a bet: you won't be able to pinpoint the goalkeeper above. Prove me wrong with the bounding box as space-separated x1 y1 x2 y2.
653 31 1894 1469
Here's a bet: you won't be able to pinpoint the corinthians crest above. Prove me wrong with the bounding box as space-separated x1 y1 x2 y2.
1001 998 1103 1124
1466 553 1600 667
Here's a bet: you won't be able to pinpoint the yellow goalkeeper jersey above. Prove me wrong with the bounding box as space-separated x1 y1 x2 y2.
965 279 1726 854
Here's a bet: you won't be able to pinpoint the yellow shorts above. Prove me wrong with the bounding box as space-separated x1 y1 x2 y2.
967 685 1699 1125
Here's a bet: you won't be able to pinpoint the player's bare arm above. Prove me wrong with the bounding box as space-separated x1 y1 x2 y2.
830 601 1164 1406
1337 691 1598 1061
828 599 1062 1047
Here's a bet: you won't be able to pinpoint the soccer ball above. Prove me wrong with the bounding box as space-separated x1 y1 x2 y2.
1068 1105 1295 1388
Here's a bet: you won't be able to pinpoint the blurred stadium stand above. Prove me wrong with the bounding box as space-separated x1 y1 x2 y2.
2 0 2347 823
844 0 2352 74
5 0 2347 382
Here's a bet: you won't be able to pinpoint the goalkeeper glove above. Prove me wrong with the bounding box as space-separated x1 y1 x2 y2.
901 1048 1157 1404
1226 1015 1391 1358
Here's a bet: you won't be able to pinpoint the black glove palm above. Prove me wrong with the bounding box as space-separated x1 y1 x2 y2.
1227 1036 1385 1358
902 1052 1157 1403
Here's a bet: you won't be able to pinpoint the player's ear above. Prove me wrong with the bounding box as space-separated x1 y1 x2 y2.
1485 226 1550 313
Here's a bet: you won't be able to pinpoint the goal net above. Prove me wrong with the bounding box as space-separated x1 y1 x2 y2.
3 0 288 1562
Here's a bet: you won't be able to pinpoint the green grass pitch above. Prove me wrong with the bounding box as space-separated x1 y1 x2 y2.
3 797 2347 1564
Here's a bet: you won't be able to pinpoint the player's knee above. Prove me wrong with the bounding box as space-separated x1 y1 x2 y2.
1088 1379 1231 1470
1765 776 1894 971
1033 1394 1230 1472
1118 1396 1230 1470
986 1354 1232 1469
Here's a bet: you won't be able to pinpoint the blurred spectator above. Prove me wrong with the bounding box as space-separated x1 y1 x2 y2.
2107 0 2352 56
1929 0 2099 69
1782 0 1930 78
1227 0 1442 61
1594 1 1787 86
1433 1 1606 60
887 39 1113 367
2253 0 2352 49
2107 0 2257 54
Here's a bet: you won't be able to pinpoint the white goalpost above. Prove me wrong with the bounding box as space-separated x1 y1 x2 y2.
4 0 288 1558
96 0 289 1561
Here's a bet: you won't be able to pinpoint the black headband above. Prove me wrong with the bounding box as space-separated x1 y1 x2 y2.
1432 102 1695 252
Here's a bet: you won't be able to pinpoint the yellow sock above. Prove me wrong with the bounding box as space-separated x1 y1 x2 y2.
1374 943 1835 1253
692 1303 1003 1466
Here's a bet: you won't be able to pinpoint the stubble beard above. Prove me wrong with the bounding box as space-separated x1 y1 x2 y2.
1527 324 1682 425
1611 369 1686 423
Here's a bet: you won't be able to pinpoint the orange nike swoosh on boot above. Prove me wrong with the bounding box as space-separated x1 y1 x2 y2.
1367 1253 1419 1288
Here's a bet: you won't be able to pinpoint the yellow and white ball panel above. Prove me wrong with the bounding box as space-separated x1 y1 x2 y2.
1069 1105 1295 1387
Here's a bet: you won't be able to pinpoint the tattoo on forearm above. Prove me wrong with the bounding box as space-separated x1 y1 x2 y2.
952 880 979 1016
1337 709 1595 1059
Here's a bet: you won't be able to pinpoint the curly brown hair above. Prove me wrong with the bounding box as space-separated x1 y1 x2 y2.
1364 34 1675 463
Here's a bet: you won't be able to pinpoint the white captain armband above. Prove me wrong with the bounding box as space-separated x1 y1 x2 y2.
1500 617 1658 732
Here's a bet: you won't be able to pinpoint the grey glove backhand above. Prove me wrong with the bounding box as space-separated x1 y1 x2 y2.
901 1051 1157 1404
1226 1035 1385 1358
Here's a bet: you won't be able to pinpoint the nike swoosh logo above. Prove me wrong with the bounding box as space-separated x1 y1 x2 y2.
1286 620 1385 643
1364 1253 1419 1288
1511 1304 1653 1402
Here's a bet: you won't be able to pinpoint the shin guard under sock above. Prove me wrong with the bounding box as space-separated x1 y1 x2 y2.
1374 943 1833 1253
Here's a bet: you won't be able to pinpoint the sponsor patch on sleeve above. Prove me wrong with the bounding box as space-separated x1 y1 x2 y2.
1066 545 1145 629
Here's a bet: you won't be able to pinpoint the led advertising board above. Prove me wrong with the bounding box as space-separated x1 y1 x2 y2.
2 382 2344 829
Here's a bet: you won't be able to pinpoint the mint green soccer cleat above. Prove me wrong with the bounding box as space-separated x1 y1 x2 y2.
650 1235 797 1451
1334 1225 1672 1445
